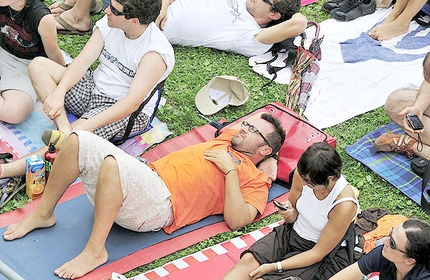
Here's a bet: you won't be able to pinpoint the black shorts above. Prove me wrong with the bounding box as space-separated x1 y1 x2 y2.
241 223 353 280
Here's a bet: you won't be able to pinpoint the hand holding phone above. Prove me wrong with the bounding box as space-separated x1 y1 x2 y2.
406 113 424 130
273 200 288 211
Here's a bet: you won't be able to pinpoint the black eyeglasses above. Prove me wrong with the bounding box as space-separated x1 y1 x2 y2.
389 228 406 254
110 1 126 16
241 121 272 149
262 0 279 12
302 177 315 187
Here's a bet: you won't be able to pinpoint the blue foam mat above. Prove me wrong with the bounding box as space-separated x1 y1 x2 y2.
0 182 288 280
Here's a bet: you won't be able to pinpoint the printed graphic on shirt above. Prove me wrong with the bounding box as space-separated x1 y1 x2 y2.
101 48 135 78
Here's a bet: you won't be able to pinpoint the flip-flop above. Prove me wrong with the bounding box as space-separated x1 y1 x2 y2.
0 153 13 163
0 176 25 209
55 15 92 36
90 1 103 15
51 0 102 14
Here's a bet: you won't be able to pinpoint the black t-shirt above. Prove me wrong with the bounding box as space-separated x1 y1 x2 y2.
0 0 50 59
358 245 430 280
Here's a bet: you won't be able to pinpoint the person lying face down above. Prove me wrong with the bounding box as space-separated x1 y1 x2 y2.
3 113 285 279
330 219 430 280
156 0 308 57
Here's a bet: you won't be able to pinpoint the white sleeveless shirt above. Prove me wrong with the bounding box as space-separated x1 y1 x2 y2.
293 175 358 243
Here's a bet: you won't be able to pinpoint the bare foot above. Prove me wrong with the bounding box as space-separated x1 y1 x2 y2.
56 10 92 32
54 248 108 279
370 20 410 41
3 212 56 241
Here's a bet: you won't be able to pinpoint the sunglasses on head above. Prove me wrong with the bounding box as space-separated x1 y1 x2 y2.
389 227 406 254
110 1 126 16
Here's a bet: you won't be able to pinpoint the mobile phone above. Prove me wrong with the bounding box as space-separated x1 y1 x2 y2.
406 113 424 130
273 200 288 211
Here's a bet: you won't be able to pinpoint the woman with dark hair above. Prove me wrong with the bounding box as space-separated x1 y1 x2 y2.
331 220 430 280
223 142 359 280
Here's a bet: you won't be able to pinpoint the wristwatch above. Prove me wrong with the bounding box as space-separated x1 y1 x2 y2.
276 261 283 273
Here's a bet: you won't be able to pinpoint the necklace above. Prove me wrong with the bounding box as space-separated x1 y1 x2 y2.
8 6 24 21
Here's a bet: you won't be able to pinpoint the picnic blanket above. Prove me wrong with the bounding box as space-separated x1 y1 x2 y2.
250 8 430 129
0 181 288 280
345 122 430 206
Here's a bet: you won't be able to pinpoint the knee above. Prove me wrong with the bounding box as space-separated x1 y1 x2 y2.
385 89 415 120
28 57 51 81
238 252 259 266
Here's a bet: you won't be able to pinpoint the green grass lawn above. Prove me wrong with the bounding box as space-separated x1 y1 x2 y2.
2 1 430 278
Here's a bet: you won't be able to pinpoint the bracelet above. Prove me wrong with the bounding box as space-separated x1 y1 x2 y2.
276 261 283 273
224 168 236 176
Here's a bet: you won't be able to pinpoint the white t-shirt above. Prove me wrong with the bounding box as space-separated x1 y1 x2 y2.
163 0 272 57
94 16 175 116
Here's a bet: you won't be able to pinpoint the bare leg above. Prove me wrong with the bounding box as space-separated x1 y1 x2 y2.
0 58 70 180
2 134 80 240
0 90 33 124
369 0 427 40
385 89 430 158
54 155 123 279
222 253 260 280
55 0 93 32
29 57 73 136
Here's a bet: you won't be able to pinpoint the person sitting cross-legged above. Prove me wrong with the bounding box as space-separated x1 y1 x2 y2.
3 113 285 279
373 52 430 159
0 0 174 185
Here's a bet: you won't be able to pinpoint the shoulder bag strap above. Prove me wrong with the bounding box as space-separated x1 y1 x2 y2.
110 79 165 145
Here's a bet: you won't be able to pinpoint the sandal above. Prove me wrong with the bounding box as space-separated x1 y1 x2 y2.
0 176 25 209
0 153 13 163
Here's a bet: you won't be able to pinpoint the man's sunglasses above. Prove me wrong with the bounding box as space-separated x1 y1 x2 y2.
389 228 406 254
241 121 272 150
262 0 279 12
110 2 126 16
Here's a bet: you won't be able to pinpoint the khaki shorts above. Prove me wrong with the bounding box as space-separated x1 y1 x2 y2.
74 130 172 232
0 47 37 106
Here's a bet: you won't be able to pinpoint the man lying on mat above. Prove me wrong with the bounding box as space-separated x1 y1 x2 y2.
155 0 308 57
373 52 430 159
3 113 285 279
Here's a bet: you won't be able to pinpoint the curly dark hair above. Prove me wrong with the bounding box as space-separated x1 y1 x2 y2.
267 0 301 27
117 0 161 25
403 220 430 266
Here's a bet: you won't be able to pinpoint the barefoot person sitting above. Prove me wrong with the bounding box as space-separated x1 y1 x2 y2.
3 113 285 279
373 52 430 158
368 0 428 41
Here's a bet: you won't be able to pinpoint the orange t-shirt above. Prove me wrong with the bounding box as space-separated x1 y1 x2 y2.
149 129 270 234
